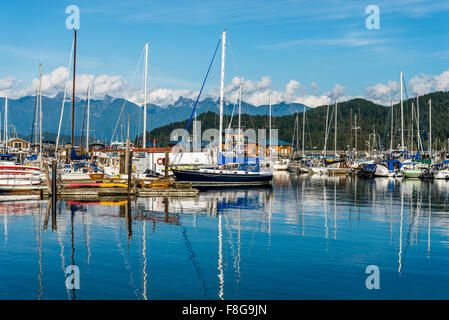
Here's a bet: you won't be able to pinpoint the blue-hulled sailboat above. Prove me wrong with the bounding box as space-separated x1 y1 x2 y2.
171 30 273 186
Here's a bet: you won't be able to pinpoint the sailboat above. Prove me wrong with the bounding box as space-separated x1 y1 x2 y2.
171 31 273 186
375 72 408 178
0 97 41 191
327 101 349 176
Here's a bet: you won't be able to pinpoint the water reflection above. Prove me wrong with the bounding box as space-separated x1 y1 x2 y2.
1 175 449 299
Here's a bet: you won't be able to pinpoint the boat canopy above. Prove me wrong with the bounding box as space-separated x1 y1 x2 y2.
414 158 431 164
70 147 90 161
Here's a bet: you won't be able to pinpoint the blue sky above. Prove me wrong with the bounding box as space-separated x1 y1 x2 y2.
0 0 449 106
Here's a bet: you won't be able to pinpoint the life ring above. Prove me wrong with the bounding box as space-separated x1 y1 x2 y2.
88 166 94 173
157 158 164 165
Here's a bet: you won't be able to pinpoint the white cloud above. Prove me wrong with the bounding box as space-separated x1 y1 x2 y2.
220 76 351 107
364 80 400 105
1 69 355 108
409 69 449 96
364 68 449 105
4 66 449 110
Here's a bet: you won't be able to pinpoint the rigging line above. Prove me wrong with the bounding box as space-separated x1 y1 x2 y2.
291 113 297 152
227 38 241 80
325 106 335 146
55 36 75 153
224 95 239 152
135 67 145 145
306 112 313 152
244 92 257 136
174 38 221 163
110 46 145 144
381 106 391 152
80 86 89 149
29 90 38 145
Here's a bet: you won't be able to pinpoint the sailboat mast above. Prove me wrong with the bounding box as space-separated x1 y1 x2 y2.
71 29 77 147
269 95 272 153
334 101 337 156
429 99 432 158
354 115 358 158
238 83 242 155
416 96 422 153
411 101 414 153
39 63 43 158
324 104 329 156
4 97 7 151
218 30 226 159
35 89 39 149
390 101 394 152
86 79 91 152
302 105 305 156
400 71 404 151
296 113 299 155
143 42 148 148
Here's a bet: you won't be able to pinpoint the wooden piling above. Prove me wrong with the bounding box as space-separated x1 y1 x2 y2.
165 151 169 178
51 159 57 218
43 161 51 194
127 151 133 193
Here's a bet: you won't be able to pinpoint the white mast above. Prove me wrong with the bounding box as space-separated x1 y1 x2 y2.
269 95 272 154
323 104 329 156
35 90 39 150
334 101 337 156
3 97 7 150
390 101 394 153
416 96 422 153
411 101 414 153
400 71 404 151
39 63 43 162
86 79 91 152
143 42 149 148
218 30 226 160
238 82 242 155
302 105 306 156
429 99 432 158
193 109 197 149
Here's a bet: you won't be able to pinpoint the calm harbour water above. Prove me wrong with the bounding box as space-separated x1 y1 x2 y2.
1 173 449 300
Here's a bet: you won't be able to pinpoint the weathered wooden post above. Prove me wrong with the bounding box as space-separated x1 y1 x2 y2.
165 152 169 178
51 159 57 218
164 197 169 221
128 150 133 193
43 162 51 195
125 114 131 188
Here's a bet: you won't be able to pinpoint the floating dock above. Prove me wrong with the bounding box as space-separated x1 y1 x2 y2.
0 177 198 202
39 178 199 199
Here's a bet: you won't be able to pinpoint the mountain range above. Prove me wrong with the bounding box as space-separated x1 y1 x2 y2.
0 93 309 143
